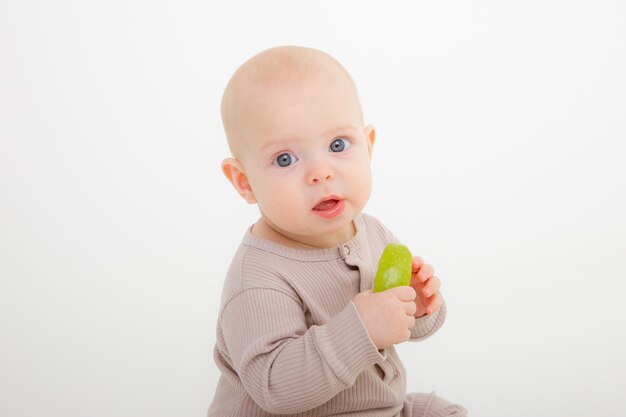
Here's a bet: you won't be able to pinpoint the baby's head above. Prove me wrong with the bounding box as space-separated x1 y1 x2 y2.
221 46 376 248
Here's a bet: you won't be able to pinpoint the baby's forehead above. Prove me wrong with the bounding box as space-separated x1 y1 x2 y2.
222 46 361 156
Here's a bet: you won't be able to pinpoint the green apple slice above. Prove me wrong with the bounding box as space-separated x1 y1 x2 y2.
373 243 412 292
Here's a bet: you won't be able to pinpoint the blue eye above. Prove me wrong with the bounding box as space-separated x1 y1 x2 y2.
274 153 298 167
329 138 350 153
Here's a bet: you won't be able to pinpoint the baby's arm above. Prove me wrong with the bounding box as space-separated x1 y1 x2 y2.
220 288 384 415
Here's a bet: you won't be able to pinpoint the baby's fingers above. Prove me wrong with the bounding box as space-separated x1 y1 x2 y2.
425 293 443 315
420 275 441 298
412 256 424 272
404 300 417 316
415 263 434 283
406 315 416 330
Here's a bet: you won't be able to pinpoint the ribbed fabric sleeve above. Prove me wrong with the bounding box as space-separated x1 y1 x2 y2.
220 288 384 414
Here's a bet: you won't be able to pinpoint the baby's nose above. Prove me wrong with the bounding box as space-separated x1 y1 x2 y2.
307 166 334 185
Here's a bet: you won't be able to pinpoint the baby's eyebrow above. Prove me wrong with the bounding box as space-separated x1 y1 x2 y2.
259 138 294 153
324 125 357 137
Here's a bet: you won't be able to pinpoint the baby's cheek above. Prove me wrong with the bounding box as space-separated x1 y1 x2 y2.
255 178 285 200
352 167 372 201
260 183 302 215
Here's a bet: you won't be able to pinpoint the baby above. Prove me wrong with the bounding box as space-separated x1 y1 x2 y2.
208 45 467 417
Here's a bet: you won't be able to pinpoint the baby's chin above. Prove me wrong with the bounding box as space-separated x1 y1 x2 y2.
297 216 358 244
259 214 353 247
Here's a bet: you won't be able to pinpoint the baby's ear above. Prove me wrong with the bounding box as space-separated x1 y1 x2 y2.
221 158 257 204
364 124 376 158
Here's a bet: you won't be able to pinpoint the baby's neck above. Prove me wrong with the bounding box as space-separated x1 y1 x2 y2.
251 217 356 250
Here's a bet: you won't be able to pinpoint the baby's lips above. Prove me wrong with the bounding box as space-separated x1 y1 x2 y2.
312 195 342 211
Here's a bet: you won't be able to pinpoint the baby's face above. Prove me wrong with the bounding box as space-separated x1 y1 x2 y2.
233 72 375 246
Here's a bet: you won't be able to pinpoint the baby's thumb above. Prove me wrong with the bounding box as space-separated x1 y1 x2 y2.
388 285 417 301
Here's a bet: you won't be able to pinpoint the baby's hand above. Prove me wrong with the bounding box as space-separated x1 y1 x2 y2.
352 286 417 350
411 256 443 317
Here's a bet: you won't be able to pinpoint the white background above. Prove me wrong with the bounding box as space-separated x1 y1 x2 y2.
1 1 625 416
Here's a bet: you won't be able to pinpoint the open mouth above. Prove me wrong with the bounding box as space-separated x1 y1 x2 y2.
313 199 339 211
312 198 345 219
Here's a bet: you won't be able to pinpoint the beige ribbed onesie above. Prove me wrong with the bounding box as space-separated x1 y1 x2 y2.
208 213 467 416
